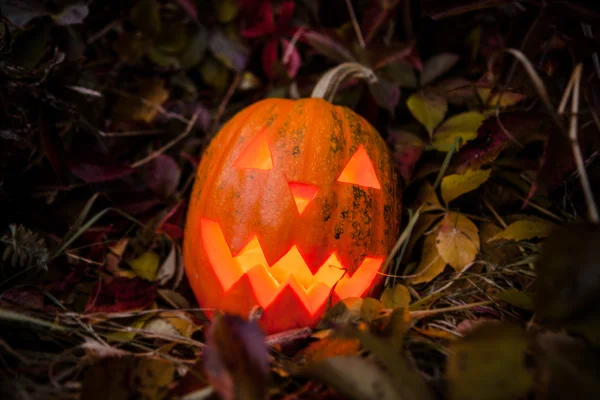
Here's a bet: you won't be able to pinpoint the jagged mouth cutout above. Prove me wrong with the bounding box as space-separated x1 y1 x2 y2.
201 219 383 315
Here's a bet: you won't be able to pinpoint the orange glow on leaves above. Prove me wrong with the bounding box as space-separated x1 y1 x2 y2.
201 218 382 314
234 133 273 170
288 182 319 214
337 145 381 189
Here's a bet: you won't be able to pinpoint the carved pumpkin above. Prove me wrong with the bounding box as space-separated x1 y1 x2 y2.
184 64 401 333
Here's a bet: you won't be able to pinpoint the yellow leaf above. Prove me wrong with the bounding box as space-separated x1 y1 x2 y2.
432 111 485 152
380 285 411 309
406 232 447 284
441 169 491 204
476 87 525 108
431 131 477 152
133 78 169 122
406 90 448 137
128 251 160 281
488 219 557 242
436 212 480 271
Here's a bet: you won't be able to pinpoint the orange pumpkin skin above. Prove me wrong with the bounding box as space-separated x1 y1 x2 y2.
183 98 401 334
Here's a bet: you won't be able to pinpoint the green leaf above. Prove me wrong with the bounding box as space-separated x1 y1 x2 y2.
447 322 533 400
130 0 161 37
431 111 485 152
441 168 491 204
406 90 448 137
11 19 52 68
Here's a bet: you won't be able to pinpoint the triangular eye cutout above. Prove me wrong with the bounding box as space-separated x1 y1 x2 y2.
288 182 319 215
234 133 273 170
337 145 381 189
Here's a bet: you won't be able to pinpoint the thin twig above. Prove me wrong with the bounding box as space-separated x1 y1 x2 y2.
344 0 366 49
212 72 241 132
401 300 495 319
131 111 199 168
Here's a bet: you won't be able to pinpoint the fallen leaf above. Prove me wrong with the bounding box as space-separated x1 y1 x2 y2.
387 130 425 183
204 314 269 400
360 297 385 323
476 87 526 109
86 277 157 313
145 155 181 199
436 212 480 271
452 111 547 174
488 218 557 242
380 284 411 309
297 355 401 400
52 2 89 25
157 289 190 309
420 52 460 86
318 297 365 328
403 212 444 263
431 111 485 152
295 336 361 363
496 288 534 311
479 222 521 266
143 311 201 339
406 90 448 137
447 322 533 400
406 230 447 284
441 169 491 204
128 251 160 281
430 77 476 105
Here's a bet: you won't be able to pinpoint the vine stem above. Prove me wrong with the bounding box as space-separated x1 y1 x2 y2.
310 62 377 102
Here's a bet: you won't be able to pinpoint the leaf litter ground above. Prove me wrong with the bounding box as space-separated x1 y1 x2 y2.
2 1 600 399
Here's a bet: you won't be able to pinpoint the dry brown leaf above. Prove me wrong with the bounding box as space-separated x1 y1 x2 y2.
436 212 480 271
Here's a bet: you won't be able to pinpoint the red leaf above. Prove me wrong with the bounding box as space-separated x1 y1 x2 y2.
281 38 301 78
1 287 45 310
174 0 198 21
261 38 279 79
204 314 269 400
453 112 547 174
388 130 425 183
527 128 575 201
86 277 157 313
276 1 295 32
70 152 135 183
158 223 184 240
241 0 276 38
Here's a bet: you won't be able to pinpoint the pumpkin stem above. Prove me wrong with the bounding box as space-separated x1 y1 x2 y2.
310 62 377 102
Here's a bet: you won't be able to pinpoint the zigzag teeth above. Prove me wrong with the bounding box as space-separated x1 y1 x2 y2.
201 218 382 299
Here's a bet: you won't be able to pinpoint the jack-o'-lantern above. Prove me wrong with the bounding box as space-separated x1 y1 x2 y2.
184 63 401 333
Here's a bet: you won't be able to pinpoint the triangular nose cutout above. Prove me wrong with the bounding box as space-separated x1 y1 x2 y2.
234 133 273 170
289 182 319 215
337 145 381 189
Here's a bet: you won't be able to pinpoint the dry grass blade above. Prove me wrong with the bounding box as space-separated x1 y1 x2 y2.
557 64 599 222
